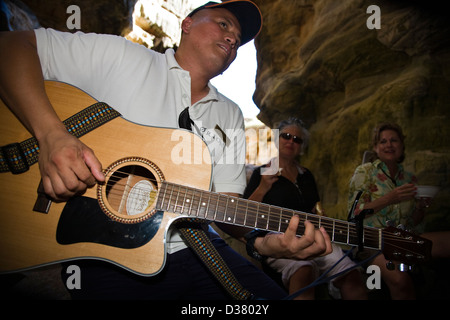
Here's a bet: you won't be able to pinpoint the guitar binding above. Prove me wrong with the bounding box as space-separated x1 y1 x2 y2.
97 156 164 224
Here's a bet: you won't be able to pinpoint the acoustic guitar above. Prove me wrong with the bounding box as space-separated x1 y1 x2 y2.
0 81 431 276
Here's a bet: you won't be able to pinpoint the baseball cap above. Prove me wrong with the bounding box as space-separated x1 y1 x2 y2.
187 1 262 46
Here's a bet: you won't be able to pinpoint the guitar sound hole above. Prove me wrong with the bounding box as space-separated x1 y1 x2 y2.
98 157 164 223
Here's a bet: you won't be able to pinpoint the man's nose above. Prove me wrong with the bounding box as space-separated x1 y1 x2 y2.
225 34 238 48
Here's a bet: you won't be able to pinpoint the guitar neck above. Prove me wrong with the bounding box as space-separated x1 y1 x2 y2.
156 181 382 251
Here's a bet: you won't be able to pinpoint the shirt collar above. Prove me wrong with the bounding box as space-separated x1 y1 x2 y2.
165 48 220 104
374 158 404 178
165 48 181 70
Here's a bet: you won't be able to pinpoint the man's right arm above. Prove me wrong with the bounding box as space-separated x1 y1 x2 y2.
0 31 104 201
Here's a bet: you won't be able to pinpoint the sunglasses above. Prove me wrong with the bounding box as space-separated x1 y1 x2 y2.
280 132 303 144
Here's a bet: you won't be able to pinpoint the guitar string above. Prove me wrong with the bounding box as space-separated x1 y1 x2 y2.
105 181 425 257
160 182 386 247
103 172 344 232
102 176 367 241
161 182 425 252
101 172 419 250
104 178 380 247
103 176 381 245
103 171 369 240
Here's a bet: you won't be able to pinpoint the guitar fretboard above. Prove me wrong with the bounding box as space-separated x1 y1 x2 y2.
156 181 382 250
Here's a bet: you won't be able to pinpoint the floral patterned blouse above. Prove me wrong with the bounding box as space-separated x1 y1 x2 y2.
348 159 419 230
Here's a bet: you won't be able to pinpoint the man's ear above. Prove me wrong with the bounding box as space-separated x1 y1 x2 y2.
181 17 193 34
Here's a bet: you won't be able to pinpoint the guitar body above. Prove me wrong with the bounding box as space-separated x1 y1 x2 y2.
0 81 212 276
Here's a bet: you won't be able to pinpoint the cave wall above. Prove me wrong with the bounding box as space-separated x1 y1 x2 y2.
252 0 450 228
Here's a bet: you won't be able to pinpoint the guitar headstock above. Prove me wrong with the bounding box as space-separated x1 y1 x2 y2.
382 226 432 264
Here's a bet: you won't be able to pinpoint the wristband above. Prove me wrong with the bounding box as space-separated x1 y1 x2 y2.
244 229 268 261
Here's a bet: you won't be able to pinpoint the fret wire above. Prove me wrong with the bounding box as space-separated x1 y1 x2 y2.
347 222 350 245
206 192 210 219
155 182 162 209
167 183 174 210
263 205 269 228
198 191 203 218
233 199 241 225
257 203 268 230
221 195 229 221
223 197 230 221
171 183 177 212
172 184 177 213
232 197 238 223
210 193 216 219
279 209 284 230
188 188 193 216
223 198 232 222
161 182 169 211
181 186 187 215
282 209 291 233
242 200 248 227
189 188 196 217
223 197 230 223
223 198 232 223
158 182 166 209
208 193 220 220
278 208 282 232
213 193 219 221
378 229 382 249
332 219 335 242
275 207 282 232
224 198 231 223
175 184 181 213
196 190 202 217
168 183 175 212
196 190 203 218
180 185 186 214
255 202 260 228
159 182 166 210
251 202 257 228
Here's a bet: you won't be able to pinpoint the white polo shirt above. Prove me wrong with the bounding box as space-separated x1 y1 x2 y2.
35 28 247 252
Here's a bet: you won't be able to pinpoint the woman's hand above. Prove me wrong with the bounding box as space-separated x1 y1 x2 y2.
388 183 417 205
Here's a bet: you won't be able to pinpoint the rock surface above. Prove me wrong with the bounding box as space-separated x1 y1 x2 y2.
252 0 450 226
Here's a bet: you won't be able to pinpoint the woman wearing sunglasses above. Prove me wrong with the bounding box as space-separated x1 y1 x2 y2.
244 117 367 300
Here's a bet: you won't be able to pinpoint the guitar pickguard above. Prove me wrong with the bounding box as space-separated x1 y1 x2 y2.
57 196 163 248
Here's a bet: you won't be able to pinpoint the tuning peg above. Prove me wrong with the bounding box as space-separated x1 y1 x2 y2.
386 220 395 227
398 263 410 272
386 261 395 270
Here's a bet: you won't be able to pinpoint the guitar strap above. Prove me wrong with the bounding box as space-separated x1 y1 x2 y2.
0 102 121 174
175 220 253 300
177 109 253 300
